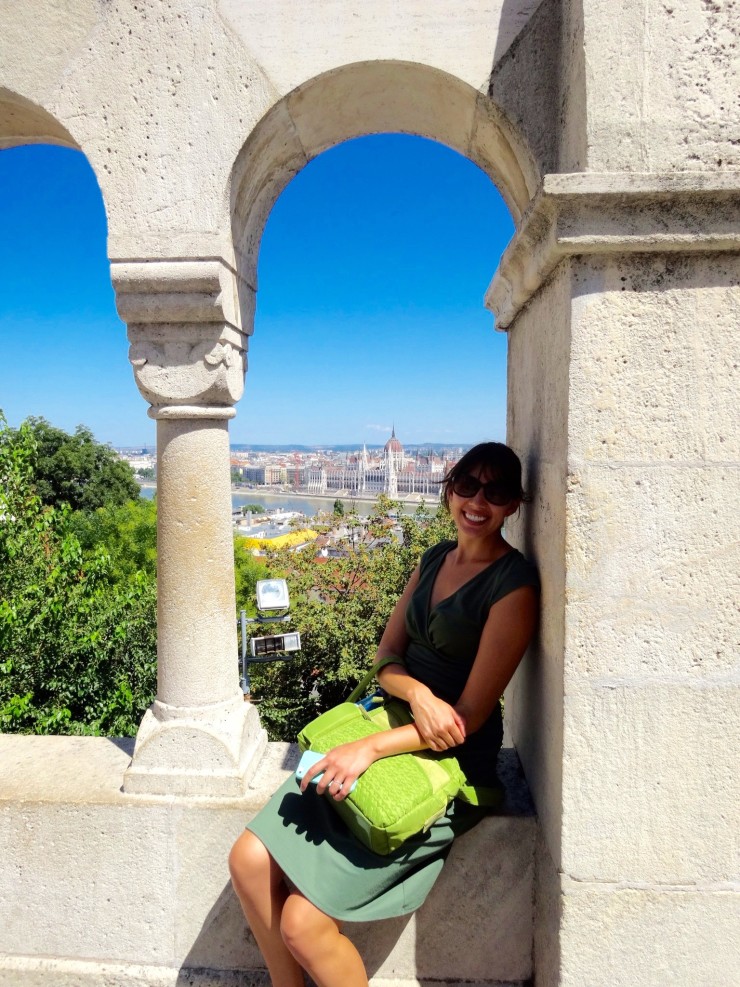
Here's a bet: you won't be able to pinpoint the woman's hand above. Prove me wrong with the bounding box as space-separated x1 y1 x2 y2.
299 738 378 802
408 686 466 751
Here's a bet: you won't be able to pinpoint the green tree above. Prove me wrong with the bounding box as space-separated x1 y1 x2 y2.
70 497 158 583
246 496 455 740
0 416 157 736
234 536 269 615
332 498 345 517
6 417 140 513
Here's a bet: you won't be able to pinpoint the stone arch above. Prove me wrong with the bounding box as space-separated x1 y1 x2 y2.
0 87 115 266
0 89 78 151
229 60 541 326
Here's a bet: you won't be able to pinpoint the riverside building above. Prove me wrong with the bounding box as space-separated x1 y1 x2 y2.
306 427 451 498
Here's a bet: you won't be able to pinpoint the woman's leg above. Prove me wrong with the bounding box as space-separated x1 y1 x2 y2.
279 890 368 987
228 830 305 987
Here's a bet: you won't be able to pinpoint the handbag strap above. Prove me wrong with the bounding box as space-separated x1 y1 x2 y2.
346 656 405 704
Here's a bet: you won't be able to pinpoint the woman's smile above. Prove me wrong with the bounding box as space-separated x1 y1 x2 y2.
461 509 488 525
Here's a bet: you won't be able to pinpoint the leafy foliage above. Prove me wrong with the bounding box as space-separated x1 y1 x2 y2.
0 413 455 745
246 497 455 741
0 416 156 735
70 497 158 583
234 536 269 616
4 416 141 513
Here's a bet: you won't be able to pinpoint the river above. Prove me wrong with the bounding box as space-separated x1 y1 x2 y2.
139 485 435 518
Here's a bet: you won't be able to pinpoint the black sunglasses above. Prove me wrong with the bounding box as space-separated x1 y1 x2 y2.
451 474 513 506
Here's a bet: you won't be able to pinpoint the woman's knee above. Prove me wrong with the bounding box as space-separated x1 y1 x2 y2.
228 830 272 893
279 893 337 962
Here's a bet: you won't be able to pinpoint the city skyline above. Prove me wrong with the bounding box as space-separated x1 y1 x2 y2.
0 134 514 447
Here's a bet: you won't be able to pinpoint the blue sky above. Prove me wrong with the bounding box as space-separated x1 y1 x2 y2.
0 135 513 448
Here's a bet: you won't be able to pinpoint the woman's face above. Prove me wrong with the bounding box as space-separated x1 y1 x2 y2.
448 464 518 541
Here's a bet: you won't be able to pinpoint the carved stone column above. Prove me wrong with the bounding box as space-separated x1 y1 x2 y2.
112 258 266 796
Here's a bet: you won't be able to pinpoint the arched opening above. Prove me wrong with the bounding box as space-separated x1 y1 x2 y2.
0 142 146 442
0 89 141 443
230 61 541 325
0 119 157 737
229 61 540 439
236 132 515 448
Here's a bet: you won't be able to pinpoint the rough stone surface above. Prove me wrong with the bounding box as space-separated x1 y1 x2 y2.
562 683 740 884
568 252 740 465
581 0 740 173
505 263 572 869
218 0 545 96
559 883 740 987
0 738 534 985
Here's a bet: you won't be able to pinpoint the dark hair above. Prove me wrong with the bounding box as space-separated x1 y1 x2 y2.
441 442 532 510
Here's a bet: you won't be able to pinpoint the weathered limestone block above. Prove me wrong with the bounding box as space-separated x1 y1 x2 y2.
567 252 740 464
579 0 740 173
486 173 740 329
559 883 740 987
504 264 572 869
562 683 740 884
218 0 545 97
566 463 739 681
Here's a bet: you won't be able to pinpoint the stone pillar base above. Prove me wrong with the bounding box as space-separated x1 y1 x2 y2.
123 695 267 797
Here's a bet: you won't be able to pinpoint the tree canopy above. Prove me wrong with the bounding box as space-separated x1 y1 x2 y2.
0 416 156 735
5 416 141 513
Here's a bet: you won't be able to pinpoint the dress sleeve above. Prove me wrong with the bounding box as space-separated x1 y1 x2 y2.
489 551 540 608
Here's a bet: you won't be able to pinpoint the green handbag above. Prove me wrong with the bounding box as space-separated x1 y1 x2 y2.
297 659 476 856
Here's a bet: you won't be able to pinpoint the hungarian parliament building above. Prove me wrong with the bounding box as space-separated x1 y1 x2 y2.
306 428 453 499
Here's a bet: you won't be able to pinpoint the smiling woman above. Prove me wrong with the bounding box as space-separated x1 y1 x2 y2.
229 440 539 987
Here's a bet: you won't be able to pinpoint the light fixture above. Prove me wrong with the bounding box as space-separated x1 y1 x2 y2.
250 631 302 658
255 578 290 612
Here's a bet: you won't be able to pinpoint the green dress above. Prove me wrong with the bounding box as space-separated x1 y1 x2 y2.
245 540 539 922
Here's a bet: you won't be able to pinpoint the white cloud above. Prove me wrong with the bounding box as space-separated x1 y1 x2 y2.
365 423 392 432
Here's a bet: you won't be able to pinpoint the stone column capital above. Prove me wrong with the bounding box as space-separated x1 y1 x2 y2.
487 171 740 329
112 258 253 410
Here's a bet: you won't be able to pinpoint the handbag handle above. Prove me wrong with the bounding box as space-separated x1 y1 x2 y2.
345 656 405 705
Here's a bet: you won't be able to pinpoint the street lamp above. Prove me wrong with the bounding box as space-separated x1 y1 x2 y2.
238 578 301 698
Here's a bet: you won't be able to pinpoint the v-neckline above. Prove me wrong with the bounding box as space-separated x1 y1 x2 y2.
426 541 513 617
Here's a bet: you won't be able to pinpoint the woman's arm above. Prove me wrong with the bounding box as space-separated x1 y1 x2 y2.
375 565 466 751
453 584 539 734
299 722 431 800
301 581 538 801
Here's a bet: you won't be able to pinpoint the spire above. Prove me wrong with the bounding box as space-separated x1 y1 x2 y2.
387 442 398 498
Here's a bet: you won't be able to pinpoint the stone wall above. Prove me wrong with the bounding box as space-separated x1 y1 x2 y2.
0 0 738 984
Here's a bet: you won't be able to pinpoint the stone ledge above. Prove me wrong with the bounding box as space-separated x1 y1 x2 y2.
0 955 529 987
0 736 534 815
0 736 535 985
